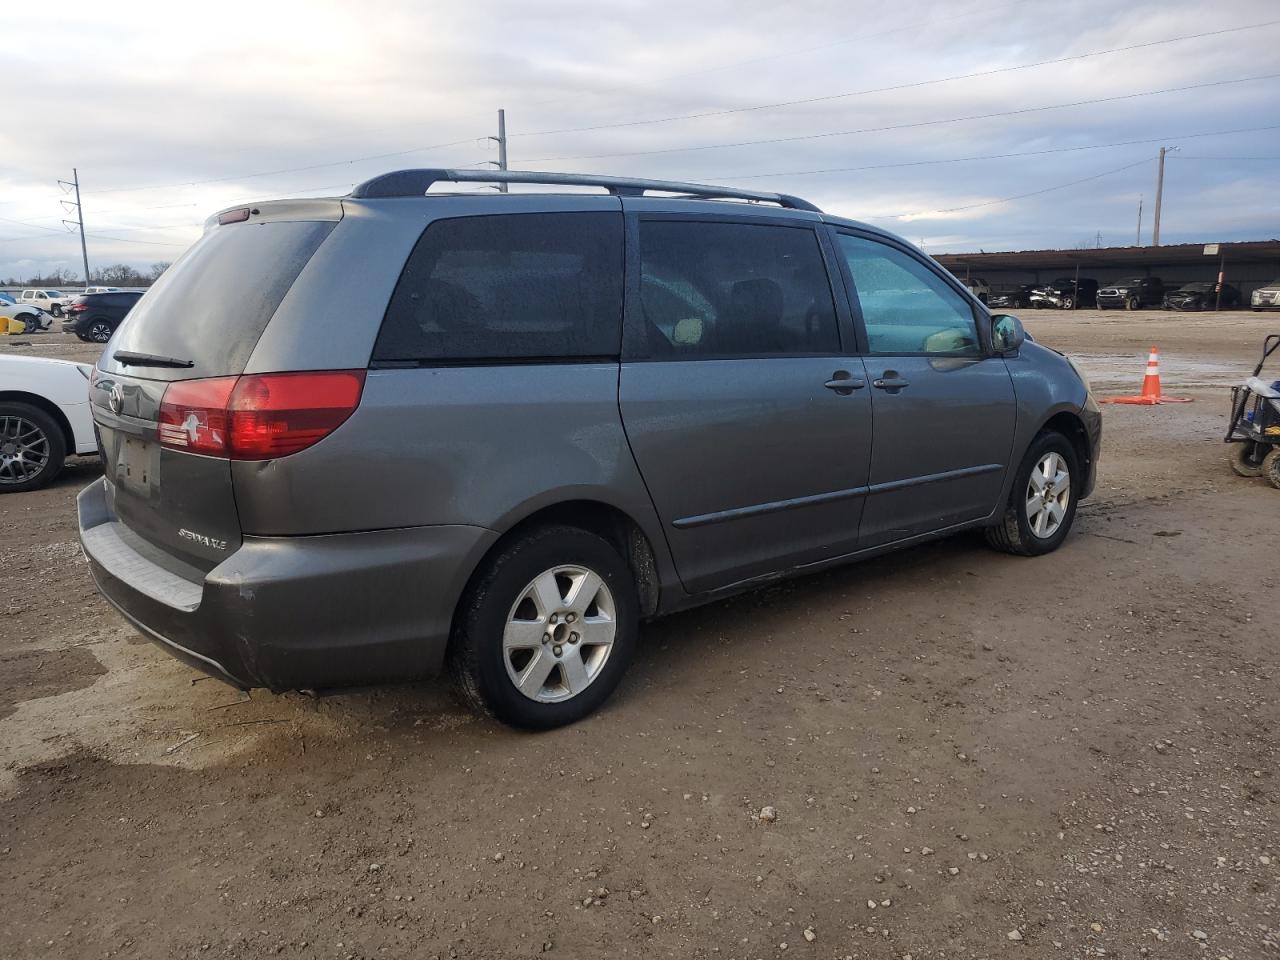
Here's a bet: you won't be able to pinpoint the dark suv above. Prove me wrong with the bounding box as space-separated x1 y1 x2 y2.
79 170 1101 728
63 291 143 343
1097 277 1164 310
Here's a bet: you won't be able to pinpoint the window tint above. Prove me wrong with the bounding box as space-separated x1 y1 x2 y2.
637 220 839 358
837 234 980 355
374 212 623 362
108 219 336 379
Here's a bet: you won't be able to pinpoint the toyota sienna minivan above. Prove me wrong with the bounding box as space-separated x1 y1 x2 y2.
80 169 1101 728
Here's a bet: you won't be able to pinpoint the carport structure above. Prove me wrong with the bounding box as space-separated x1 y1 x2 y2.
934 240 1280 302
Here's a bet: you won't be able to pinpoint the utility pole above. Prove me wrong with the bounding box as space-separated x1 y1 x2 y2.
58 168 91 288
1151 147 1178 247
1135 195 1143 246
488 109 509 193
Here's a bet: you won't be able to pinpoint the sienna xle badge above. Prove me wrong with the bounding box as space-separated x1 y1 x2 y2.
80 169 1101 728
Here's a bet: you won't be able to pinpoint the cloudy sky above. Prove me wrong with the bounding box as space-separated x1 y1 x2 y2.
2 0 1277 281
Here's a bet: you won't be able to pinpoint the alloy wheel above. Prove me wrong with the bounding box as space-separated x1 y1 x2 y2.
503 564 617 703
1025 451 1071 538
0 415 51 486
89 321 112 343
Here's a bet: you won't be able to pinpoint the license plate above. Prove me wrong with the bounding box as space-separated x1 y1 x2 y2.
115 437 157 493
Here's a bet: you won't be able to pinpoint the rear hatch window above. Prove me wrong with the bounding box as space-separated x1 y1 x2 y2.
105 218 336 381
91 215 337 572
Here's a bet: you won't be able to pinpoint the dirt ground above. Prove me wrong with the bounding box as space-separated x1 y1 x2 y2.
1 310 1277 960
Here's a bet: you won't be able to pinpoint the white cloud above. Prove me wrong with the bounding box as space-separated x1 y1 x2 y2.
2 0 1278 278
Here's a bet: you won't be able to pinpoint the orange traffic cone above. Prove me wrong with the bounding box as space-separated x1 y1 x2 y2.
1101 346 1193 405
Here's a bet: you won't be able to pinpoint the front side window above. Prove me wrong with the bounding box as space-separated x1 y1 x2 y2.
374 212 623 362
637 220 840 358
837 234 980 356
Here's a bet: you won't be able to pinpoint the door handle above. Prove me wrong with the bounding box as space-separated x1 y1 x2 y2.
872 375 910 392
824 371 866 394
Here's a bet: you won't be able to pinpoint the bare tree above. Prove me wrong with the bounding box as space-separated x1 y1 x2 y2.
149 261 172 281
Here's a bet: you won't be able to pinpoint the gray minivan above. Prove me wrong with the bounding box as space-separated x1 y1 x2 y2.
80 170 1101 728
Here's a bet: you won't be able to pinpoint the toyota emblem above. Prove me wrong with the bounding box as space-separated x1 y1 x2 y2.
108 384 124 415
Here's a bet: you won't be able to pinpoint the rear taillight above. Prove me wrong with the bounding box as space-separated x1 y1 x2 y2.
158 377 237 455
68 302 89 312
158 370 365 460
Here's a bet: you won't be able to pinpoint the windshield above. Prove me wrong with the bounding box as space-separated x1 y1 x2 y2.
1179 283 1212 292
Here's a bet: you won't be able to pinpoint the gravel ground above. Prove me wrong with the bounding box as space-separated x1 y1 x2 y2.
1 310 1277 959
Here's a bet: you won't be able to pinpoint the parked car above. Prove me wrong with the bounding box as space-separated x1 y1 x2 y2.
19 289 75 317
0 292 17 305
1031 277 1098 309
0 354 97 492
62 291 144 342
83 286 123 294
1164 282 1241 311
960 277 990 303
79 169 1101 729
1096 277 1164 310
1250 279 1280 311
0 301 46 333
987 283 1037 309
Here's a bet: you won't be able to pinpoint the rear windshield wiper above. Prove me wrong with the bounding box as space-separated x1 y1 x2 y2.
112 350 195 368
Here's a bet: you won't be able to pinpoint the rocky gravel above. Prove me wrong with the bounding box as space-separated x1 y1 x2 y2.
0 312 1276 959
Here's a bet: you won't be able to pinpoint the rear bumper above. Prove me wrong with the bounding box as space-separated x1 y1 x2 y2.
78 477 497 691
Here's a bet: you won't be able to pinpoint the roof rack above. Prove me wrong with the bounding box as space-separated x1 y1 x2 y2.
348 169 821 212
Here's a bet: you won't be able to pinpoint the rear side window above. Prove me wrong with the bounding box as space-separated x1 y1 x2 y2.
109 219 336 378
374 212 623 363
636 220 839 359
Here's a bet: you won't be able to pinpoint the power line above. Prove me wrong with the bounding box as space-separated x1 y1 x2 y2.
519 0 1028 109
509 21 1280 140
516 73 1280 164
867 157 1153 221
1172 155 1280 160
714 124 1280 180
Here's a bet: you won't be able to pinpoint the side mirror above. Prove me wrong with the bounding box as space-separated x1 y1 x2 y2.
990 313 1026 354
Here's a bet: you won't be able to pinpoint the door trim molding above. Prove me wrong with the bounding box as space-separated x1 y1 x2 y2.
672 462 1002 530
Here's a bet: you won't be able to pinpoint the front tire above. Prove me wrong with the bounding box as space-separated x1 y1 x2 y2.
0 402 66 493
1061 296 1075 310
986 431 1080 556
1127 296 1141 310
448 525 639 729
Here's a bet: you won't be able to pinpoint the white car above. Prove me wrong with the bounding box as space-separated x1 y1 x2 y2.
1 300 47 333
19 289 76 317
0 354 97 492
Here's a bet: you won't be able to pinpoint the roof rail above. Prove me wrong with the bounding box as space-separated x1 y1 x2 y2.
348 169 821 212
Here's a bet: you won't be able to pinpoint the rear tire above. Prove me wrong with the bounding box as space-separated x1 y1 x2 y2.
1263 449 1280 489
448 525 639 729
1229 441 1267 478
88 320 113 343
986 431 1080 557
0 402 66 493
